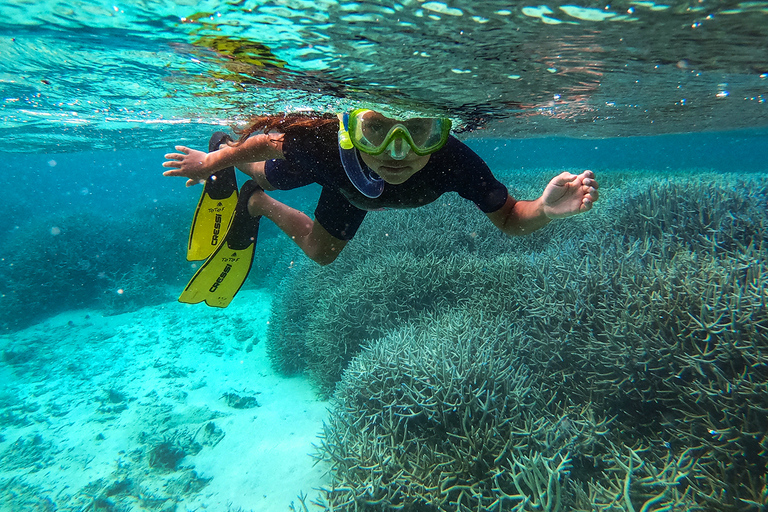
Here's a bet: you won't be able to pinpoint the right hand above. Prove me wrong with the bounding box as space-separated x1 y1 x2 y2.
162 146 213 187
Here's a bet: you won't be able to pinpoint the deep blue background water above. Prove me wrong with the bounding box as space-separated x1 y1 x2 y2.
2 128 766 241
471 128 768 173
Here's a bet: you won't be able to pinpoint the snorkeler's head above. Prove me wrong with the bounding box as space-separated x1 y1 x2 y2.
337 109 451 192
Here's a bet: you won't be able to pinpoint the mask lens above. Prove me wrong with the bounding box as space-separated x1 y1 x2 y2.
349 110 451 155
404 118 446 149
353 110 394 150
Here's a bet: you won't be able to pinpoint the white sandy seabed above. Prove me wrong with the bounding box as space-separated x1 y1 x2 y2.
0 289 330 512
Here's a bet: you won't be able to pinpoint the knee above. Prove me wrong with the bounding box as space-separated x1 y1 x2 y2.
305 242 344 266
309 250 340 266
300 223 348 266
246 188 269 217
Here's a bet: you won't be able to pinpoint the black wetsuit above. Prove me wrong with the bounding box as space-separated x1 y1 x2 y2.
264 123 508 240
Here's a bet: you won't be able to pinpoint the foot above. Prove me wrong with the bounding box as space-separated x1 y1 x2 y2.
246 187 272 217
209 132 233 152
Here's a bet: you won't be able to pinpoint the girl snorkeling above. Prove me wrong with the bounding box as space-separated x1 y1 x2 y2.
163 110 599 307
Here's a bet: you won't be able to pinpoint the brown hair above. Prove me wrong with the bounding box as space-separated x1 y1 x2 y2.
234 113 338 143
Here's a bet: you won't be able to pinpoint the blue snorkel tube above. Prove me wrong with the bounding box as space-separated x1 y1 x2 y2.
338 112 384 199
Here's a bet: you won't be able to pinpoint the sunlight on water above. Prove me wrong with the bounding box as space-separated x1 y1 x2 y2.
1 3 767 512
1 0 767 151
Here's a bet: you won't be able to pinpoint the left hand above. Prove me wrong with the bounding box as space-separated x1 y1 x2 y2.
541 170 599 219
162 146 215 187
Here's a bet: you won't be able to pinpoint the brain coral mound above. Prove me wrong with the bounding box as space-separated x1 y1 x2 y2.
270 173 768 511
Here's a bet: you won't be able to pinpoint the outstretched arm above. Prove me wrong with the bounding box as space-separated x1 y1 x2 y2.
487 170 599 236
162 133 284 187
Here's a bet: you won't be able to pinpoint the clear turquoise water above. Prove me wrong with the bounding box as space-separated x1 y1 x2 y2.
1 1 767 510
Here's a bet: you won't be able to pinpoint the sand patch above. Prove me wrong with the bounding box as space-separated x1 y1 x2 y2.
0 290 329 511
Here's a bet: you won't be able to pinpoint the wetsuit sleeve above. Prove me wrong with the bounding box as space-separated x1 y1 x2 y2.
447 139 509 213
314 187 367 241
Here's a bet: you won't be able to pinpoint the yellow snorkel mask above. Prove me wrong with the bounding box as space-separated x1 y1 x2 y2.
340 109 452 159
337 109 452 198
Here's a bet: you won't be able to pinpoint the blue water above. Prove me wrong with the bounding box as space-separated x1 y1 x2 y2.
4 127 766 239
2 0 768 510
472 128 768 173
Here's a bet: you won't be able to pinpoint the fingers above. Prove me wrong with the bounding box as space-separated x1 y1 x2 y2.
552 171 577 186
581 182 599 212
162 168 197 179
163 152 185 162
576 169 596 186
162 161 184 175
554 171 599 196
580 169 599 204
163 147 191 163
163 146 191 176
162 154 184 172
578 170 598 212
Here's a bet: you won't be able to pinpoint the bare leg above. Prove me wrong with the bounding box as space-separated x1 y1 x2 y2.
236 161 275 191
210 144 345 262
243 180 347 266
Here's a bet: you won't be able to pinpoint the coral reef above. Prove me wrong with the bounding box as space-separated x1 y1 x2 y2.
266 192 543 393
317 316 579 510
221 391 261 409
149 440 188 471
0 433 59 472
269 172 768 511
143 429 202 472
0 191 303 331
0 205 188 330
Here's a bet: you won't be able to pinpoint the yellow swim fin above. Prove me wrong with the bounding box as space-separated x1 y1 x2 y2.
186 132 239 261
179 181 262 308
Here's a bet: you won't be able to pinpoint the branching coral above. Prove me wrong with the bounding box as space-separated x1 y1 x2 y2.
317 315 586 511
586 445 700 512
272 173 768 511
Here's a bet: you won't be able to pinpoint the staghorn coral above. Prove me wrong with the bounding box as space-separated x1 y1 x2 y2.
317 314 580 511
584 445 702 512
273 173 768 511
607 176 767 254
